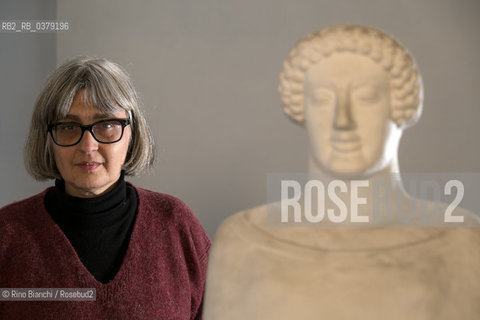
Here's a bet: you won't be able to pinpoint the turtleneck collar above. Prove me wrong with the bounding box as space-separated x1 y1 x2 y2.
53 171 127 213
46 171 130 228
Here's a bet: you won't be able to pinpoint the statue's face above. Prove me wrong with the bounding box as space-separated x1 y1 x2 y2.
304 52 401 176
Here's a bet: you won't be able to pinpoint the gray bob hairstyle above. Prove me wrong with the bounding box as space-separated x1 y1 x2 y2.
279 24 424 129
25 56 155 180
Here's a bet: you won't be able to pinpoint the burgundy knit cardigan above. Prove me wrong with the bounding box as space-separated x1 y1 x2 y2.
0 185 210 319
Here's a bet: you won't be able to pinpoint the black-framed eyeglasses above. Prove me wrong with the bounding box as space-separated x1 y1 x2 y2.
47 119 130 147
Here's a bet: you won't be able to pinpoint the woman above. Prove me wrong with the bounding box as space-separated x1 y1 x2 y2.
0 57 210 319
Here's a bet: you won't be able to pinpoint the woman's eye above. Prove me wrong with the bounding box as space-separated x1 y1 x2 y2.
59 124 77 131
96 121 120 131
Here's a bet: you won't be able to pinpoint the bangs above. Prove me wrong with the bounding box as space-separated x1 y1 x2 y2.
53 63 135 121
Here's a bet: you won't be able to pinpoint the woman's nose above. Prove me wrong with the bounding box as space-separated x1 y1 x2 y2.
333 87 356 130
78 130 99 152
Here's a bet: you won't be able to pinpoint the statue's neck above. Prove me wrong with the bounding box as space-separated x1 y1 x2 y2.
306 154 408 225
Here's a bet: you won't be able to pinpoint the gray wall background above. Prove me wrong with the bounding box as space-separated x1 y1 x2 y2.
0 0 56 206
1 0 479 238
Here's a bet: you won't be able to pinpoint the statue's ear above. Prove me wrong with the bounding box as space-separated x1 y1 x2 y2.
392 101 423 130
391 78 423 130
390 64 424 130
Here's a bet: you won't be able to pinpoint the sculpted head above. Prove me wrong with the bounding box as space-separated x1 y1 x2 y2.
279 25 423 176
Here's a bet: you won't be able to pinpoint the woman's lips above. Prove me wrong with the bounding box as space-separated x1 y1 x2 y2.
77 162 101 171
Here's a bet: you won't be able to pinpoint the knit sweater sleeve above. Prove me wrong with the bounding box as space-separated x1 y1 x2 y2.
174 199 211 320
137 188 211 320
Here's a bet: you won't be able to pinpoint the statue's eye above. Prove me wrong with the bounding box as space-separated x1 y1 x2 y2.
353 87 379 103
311 88 335 106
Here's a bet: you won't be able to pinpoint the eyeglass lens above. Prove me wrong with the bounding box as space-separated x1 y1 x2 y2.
52 120 125 146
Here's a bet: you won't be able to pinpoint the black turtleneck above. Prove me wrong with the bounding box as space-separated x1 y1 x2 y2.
44 171 138 284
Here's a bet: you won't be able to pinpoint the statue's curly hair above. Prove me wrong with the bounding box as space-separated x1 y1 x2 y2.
278 25 423 128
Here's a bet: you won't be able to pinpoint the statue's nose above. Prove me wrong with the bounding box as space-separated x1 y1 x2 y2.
333 87 356 130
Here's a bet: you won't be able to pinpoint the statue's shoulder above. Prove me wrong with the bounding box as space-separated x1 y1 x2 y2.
214 204 269 243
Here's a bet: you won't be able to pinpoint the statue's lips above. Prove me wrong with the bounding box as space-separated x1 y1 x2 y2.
330 132 361 152
331 140 361 152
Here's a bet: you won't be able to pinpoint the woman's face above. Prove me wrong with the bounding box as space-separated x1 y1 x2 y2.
52 90 131 198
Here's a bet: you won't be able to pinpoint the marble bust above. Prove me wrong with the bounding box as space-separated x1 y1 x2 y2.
203 25 480 319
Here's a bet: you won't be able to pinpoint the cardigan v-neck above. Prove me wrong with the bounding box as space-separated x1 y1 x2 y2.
44 172 138 284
